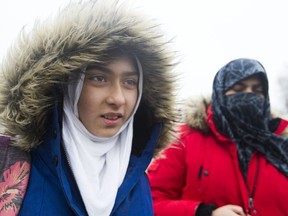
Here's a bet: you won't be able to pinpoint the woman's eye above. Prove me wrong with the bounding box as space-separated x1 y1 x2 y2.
232 85 244 92
254 88 264 95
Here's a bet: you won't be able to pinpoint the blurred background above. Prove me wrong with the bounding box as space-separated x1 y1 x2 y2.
1 0 288 114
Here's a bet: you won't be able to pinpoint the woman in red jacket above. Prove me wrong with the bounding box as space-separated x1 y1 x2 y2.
148 58 288 216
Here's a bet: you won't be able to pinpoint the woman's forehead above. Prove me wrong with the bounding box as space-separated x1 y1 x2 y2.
216 62 267 91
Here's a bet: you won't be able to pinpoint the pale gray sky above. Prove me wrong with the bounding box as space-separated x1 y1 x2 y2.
1 0 288 113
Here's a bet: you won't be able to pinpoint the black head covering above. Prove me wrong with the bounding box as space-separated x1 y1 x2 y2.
212 58 288 177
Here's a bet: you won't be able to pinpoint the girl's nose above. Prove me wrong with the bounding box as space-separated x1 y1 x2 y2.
106 84 125 106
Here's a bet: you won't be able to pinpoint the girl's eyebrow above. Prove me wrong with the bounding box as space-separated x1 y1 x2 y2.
123 71 138 77
86 65 111 73
86 65 138 76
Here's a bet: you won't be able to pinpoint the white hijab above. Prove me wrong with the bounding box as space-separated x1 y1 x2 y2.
62 58 143 216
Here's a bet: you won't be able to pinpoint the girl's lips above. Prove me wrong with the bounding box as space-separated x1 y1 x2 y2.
103 118 120 126
102 113 123 119
101 113 123 126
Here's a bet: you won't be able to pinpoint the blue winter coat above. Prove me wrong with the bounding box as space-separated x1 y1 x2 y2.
18 107 161 216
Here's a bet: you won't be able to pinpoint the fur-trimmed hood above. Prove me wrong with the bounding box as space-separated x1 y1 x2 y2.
182 96 288 137
181 96 211 133
0 0 178 155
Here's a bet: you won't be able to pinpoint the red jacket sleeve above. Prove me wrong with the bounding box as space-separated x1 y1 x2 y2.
147 141 201 216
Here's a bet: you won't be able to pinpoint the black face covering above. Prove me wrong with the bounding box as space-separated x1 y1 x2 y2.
224 93 267 130
212 58 288 177
219 93 268 175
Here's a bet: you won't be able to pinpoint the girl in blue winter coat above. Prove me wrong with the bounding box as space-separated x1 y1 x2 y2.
0 1 177 215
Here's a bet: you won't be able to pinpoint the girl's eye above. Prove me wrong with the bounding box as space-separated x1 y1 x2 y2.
123 79 138 88
87 75 106 82
126 79 137 85
93 76 106 82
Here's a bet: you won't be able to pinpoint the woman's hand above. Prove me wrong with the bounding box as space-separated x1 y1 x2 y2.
212 205 249 216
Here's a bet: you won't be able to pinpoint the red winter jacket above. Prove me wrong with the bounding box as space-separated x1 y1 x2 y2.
147 98 288 216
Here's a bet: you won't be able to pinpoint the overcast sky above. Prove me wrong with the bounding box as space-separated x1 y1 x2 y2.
1 0 288 113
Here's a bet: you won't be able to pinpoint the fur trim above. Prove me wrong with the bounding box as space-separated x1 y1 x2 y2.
182 96 210 133
0 0 178 154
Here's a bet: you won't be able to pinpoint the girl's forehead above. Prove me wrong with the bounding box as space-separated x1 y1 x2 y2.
86 55 138 70
84 60 139 78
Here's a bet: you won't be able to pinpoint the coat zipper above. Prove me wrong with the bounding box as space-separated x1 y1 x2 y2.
245 155 260 215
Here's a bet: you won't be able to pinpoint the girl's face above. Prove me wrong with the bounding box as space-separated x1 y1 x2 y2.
77 56 139 137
